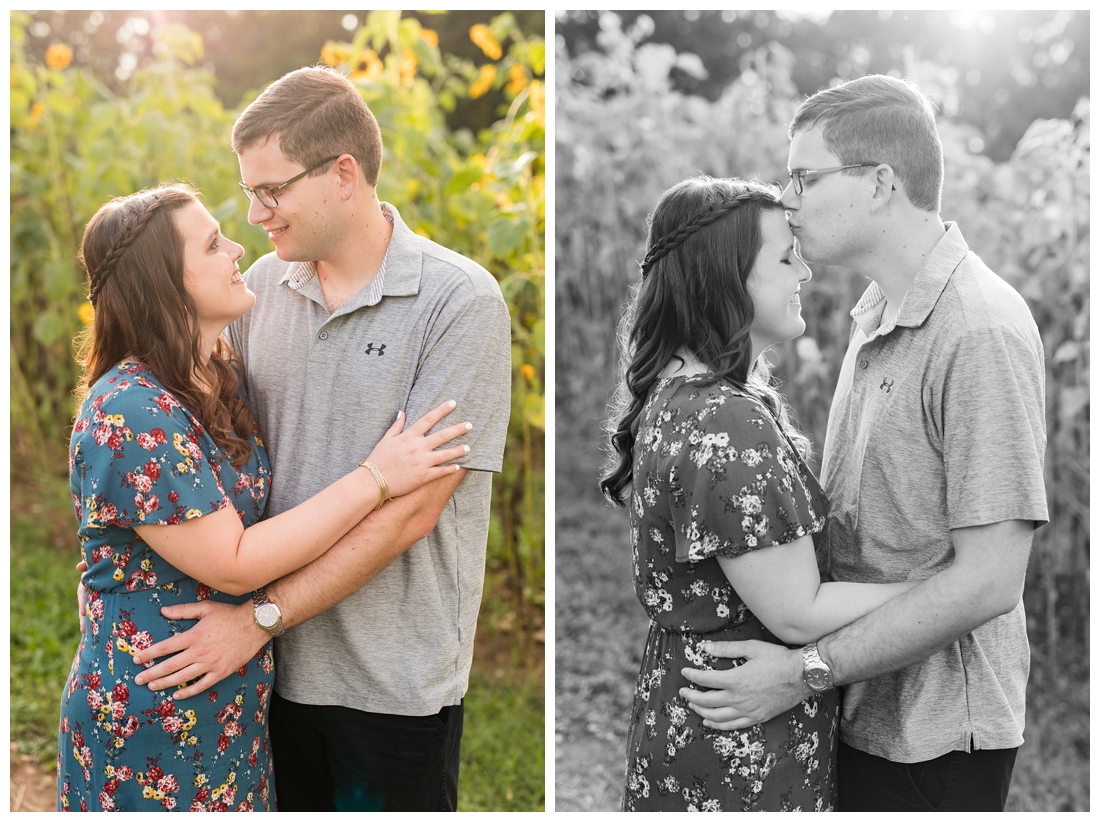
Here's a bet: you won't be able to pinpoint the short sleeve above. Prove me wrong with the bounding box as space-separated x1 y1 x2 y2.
73 378 232 532
403 288 512 474
940 327 1048 529
667 395 825 563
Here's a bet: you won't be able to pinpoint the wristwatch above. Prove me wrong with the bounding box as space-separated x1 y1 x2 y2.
251 587 284 637
802 642 834 692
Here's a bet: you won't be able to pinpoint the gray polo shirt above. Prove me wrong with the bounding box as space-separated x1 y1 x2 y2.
228 203 511 716
820 221 1047 762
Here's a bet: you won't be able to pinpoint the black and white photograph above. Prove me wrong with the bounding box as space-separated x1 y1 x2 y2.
555 9 1088 813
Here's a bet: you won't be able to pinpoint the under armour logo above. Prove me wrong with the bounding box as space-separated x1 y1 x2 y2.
880 377 894 393
364 343 386 356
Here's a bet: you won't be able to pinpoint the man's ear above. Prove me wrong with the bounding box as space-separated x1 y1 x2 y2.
334 154 360 201
869 165 897 214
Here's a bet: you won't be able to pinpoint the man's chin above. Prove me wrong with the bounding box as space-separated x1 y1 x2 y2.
273 246 307 263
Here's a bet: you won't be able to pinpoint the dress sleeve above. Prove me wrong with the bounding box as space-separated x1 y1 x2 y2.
76 380 233 531
667 394 824 563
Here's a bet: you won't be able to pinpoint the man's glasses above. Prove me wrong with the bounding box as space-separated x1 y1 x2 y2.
788 163 882 196
238 155 341 208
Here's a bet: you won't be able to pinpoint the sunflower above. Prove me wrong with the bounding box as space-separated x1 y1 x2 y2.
45 42 73 70
469 24 502 61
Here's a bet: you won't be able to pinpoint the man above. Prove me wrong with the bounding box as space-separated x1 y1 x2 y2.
680 75 1047 811
127 66 512 811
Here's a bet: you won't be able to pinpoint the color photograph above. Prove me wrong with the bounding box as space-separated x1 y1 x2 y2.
11 10 544 812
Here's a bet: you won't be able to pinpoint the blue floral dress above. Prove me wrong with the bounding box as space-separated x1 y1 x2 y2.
623 375 839 812
59 361 275 812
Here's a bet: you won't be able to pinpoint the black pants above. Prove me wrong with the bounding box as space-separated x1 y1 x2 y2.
269 690 463 812
838 740 1018 811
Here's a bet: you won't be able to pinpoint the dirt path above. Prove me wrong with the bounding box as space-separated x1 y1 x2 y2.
10 744 55 813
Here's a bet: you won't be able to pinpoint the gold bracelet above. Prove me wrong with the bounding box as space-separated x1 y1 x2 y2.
358 460 389 511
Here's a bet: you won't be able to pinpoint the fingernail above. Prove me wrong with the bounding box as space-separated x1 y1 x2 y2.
463 445 470 453
397 410 404 419
133 656 142 664
454 464 461 471
448 400 456 408
134 675 144 684
465 422 473 430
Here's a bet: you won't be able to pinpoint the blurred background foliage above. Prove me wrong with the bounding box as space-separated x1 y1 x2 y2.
555 10 1088 812
10 9 543 810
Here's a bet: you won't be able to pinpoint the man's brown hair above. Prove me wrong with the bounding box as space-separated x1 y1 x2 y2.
232 66 383 186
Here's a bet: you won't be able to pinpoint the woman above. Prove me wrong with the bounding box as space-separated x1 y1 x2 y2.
59 184 470 812
600 177 916 811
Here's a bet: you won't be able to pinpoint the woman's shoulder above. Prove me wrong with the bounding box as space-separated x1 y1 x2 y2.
662 376 772 416
75 362 194 436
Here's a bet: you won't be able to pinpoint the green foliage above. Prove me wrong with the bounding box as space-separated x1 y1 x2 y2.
11 12 258 471
10 11 545 650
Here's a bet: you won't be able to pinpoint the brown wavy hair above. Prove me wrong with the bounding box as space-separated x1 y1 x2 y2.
76 183 259 467
599 176 811 506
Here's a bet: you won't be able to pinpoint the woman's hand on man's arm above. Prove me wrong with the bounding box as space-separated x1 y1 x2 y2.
128 471 465 698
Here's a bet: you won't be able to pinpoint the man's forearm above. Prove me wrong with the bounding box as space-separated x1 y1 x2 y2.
265 471 464 629
819 564 1013 686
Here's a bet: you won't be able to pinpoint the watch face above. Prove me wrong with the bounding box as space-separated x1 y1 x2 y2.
255 602 281 629
806 666 831 691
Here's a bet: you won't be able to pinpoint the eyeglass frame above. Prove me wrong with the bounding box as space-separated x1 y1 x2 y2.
788 163 885 196
238 155 342 208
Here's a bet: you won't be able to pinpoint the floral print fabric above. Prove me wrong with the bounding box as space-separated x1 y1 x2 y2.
623 376 838 811
59 361 275 811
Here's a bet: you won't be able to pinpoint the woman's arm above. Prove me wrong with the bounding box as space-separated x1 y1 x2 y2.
717 535 917 645
134 400 470 595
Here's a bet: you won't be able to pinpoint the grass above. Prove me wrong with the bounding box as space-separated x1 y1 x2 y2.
10 475 82 768
460 635 545 811
10 475 544 812
554 403 1089 812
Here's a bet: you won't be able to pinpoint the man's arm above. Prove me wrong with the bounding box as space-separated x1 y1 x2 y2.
680 519 1034 729
132 471 464 697
266 468 464 628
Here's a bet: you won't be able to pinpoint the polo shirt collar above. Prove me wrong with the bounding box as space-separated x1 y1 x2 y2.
277 202 423 304
376 202 423 298
850 221 968 336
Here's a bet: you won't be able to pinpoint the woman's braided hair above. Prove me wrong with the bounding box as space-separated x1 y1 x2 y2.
84 194 164 308
639 193 756 278
600 176 810 505
76 184 260 468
